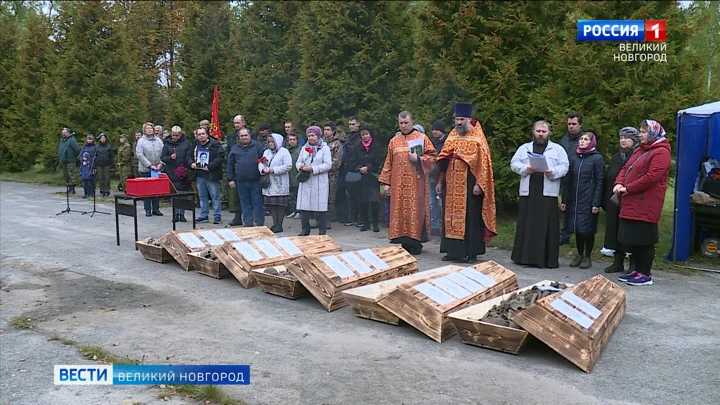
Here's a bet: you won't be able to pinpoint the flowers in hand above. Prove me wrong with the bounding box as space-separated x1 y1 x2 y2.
258 156 268 164
304 147 313 154
174 164 189 179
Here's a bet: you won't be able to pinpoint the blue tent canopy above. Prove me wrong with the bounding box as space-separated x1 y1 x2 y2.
669 101 720 262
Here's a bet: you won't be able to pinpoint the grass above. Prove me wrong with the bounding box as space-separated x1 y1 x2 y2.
10 315 33 329
487 185 719 272
158 385 245 405
78 344 142 365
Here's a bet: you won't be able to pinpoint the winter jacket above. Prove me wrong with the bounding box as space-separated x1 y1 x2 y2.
93 142 114 168
259 146 292 197
510 140 569 197
58 135 80 163
287 144 301 188
326 130 344 176
80 142 97 166
296 143 332 212
136 135 164 173
79 153 94 180
161 134 193 190
342 130 361 173
347 138 383 203
192 138 224 182
227 139 264 183
562 149 605 235
602 151 626 250
615 138 672 224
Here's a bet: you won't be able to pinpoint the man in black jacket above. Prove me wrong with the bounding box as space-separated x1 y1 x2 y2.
224 115 248 226
94 133 115 197
191 127 225 224
341 115 362 226
558 111 584 244
227 128 265 227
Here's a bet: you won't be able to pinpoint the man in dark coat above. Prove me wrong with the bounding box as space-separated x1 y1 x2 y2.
341 115 361 225
191 127 225 224
227 128 265 227
559 111 584 244
58 127 80 193
161 127 193 222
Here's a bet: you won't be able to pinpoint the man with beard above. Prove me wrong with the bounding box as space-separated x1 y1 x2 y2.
559 111 583 244
379 111 437 255
436 103 497 263
510 121 569 268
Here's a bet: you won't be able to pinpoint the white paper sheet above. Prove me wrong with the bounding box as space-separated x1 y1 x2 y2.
560 291 602 319
430 276 472 300
253 239 283 259
199 231 225 246
178 233 205 249
215 229 241 241
459 268 497 289
320 255 356 279
550 298 594 329
444 272 484 294
527 151 549 171
340 252 373 275
232 242 263 262
274 237 302 256
357 249 389 270
414 282 454 306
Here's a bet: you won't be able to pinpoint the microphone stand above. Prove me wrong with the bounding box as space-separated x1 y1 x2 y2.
56 184 84 215
82 188 110 217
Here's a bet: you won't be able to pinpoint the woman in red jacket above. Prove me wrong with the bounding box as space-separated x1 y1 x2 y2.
612 120 672 286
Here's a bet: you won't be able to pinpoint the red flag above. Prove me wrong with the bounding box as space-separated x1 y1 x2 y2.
210 85 222 140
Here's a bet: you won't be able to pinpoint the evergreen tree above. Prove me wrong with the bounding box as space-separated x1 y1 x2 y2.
2 9 54 171
0 5 21 171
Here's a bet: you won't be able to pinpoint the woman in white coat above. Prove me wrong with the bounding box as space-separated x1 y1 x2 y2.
259 133 292 233
296 126 332 236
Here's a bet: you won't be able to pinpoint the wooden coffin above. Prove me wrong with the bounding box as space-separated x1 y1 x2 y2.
214 235 342 288
187 250 230 279
251 265 308 299
286 246 418 312
448 280 572 354
512 275 626 373
378 261 519 343
158 226 274 271
136 238 173 263
341 266 460 325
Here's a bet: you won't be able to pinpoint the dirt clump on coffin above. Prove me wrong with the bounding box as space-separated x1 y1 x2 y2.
142 237 162 247
264 266 298 281
480 282 568 328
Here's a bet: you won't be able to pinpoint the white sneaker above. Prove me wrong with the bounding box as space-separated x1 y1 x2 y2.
294 213 301 219
286 211 296 218
600 247 615 257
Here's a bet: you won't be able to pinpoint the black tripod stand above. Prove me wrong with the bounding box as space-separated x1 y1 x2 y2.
56 185 85 215
82 189 110 217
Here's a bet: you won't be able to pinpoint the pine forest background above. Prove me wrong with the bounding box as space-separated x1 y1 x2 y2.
1 0 718 206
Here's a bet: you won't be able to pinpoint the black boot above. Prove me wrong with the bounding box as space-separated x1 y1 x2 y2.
70 186 76 194
604 253 625 273
298 212 311 236
371 202 380 232
359 203 369 231
229 212 242 226
179 213 187 222
173 214 179 223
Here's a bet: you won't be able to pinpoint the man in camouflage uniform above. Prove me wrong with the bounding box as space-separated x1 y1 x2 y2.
323 121 345 230
131 131 142 178
116 133 133 191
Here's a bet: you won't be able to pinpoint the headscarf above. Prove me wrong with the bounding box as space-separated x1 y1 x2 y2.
576 131 597 154
413 124 425 134
359 126 373 152
619 126 640 162
305 126 324 152
643 119 666 144
268 133 284 153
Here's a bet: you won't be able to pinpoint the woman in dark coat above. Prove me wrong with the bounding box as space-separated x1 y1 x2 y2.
161 128 193 222
602 127 639 273
561 132 605 269
347 126 382 232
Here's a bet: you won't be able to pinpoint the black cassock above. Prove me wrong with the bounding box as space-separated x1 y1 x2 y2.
511 143 560 268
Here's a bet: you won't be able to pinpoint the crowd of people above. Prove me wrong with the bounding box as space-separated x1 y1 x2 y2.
57 105 671 287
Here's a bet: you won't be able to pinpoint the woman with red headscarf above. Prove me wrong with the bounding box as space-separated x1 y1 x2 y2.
560 132 605 269
613 120 672 286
